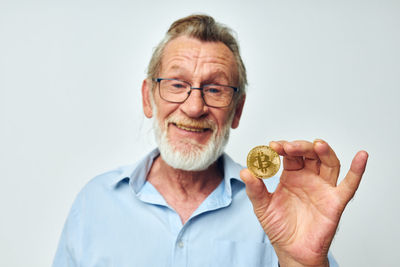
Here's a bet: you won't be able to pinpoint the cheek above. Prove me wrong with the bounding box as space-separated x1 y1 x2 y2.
214 111 233 131
154 103 180 127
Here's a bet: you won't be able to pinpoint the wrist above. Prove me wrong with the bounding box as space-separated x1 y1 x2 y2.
275 250 329 267
278 259 329 267
278 262 329 267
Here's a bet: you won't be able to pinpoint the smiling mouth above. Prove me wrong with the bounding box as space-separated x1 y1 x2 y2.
173 123 211 133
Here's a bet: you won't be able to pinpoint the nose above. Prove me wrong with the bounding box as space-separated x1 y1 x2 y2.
180 88 208 118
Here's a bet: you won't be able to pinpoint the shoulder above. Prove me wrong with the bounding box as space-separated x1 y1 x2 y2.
82 165 134 192
71 148 159 209
67 164 136 214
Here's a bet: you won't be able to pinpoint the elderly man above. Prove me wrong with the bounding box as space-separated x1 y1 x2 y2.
53 15 368 267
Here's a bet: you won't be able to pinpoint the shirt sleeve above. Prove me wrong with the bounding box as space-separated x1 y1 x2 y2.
328 251 339 267
52 194 83 267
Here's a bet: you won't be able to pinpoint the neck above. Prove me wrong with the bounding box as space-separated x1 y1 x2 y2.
147 154 224 224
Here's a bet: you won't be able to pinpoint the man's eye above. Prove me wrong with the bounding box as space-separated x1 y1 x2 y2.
206 87 222 93
172 83 186 89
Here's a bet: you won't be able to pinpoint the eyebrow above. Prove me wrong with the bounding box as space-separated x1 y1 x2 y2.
207 70 230 84
167 65 186 75
166 65 231 84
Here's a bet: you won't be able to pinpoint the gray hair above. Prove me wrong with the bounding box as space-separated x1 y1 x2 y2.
147 14 247 98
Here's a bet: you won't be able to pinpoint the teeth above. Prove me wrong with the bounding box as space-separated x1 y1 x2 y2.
176 124 206 132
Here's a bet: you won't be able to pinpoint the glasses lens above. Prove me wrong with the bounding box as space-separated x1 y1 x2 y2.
159 79 190 102
203 85 234 107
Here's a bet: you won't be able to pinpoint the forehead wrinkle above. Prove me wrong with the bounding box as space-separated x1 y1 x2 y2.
195 44 237 84
160 37 237 84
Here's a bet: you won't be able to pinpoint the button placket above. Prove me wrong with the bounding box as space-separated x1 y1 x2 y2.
171 221 192 267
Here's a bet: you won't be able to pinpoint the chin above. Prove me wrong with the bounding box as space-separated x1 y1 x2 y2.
161 137 222 171
154 120 230 171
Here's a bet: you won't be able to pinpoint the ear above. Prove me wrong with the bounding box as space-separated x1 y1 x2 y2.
142 79 153 118
231 94 246 129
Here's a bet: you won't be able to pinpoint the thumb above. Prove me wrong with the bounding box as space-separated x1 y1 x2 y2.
338 150 368 204
240 168 272 217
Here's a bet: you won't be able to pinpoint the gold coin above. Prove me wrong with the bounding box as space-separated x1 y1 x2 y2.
247 145 281 179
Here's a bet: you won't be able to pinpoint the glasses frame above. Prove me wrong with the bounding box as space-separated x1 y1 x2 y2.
152 78 239 108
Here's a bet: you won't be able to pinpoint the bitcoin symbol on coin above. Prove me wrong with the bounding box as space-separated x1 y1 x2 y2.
247 146 280 179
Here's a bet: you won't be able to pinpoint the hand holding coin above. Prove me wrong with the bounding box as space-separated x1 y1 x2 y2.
241 140 368 266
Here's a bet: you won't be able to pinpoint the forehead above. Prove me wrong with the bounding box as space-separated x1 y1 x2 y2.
160 36 238 83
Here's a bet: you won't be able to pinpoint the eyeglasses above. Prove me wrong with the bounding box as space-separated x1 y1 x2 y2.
152 78 239 108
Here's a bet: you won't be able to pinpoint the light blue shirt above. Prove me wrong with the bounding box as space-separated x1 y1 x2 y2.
53 149 338 267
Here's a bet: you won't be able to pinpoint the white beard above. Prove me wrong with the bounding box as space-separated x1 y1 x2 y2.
152 106 234 171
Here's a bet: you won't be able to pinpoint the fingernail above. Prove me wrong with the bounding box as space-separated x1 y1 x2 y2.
313 139 325 145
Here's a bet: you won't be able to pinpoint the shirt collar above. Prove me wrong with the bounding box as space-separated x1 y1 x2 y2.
109 148 245 196
108 148 159 190
220 152 245 198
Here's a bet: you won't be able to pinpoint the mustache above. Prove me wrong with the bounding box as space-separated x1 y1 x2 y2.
166 115 216 130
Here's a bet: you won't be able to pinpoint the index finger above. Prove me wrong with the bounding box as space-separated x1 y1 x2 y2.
270 140 320 172
313 139 341 185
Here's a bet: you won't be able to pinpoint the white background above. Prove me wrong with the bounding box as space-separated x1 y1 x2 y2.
1 0 399 266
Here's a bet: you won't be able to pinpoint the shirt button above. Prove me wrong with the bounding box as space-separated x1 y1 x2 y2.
177 240 184 248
